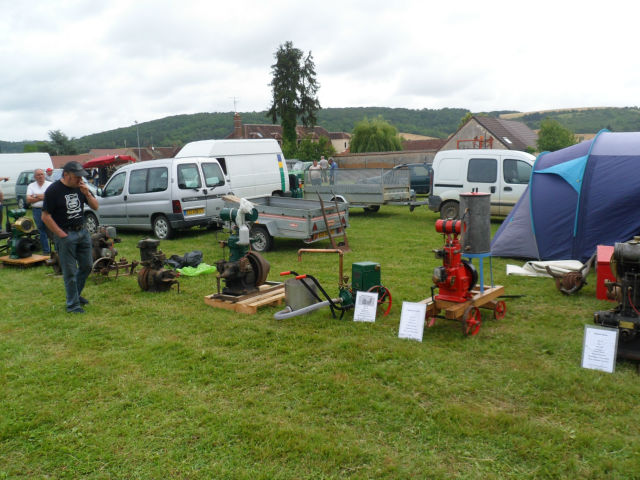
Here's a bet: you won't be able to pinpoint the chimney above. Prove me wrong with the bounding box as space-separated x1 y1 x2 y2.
233 112 242 139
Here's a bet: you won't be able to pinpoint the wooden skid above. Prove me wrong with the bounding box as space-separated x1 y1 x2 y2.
421 285 505 320
0 254 50 267
204 282 285 314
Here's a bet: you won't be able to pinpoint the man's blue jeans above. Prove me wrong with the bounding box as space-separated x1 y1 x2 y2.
54 229 92 311
32 208 50 254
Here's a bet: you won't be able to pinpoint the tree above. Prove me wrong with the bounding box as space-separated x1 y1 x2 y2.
295 135 335 162
536 119 576 152
349 116 403 153
25 130 78 155
457 112 473 130
268 41 321 157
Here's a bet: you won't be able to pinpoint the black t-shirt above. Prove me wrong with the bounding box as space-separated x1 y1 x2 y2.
43 180 87 230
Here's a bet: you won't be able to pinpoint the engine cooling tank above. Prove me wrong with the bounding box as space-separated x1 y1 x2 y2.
459 192 491 254
285 277 319 310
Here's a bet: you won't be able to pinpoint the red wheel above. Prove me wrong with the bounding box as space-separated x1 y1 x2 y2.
462 306 481 336
493 300 506 320
367 285 392 316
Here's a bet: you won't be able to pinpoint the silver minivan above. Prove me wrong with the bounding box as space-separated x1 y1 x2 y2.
91 157 230 239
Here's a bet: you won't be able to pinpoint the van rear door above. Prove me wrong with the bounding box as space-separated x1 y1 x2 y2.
201 160 228 219
499 156 533 216
176 161 208 221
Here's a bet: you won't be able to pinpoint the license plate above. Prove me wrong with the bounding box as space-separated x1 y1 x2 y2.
185 208 205 216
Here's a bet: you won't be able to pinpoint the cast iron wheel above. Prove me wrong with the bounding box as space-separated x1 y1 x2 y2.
246 251 270 286
440 200 459 219
250 225 273 252
462 306 482 336
153 214 173 240
92 257 114 281
367 285 392 316
84 212 99 234
493 300 506 320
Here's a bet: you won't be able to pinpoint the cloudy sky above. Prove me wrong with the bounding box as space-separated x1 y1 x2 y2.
1 0 637 142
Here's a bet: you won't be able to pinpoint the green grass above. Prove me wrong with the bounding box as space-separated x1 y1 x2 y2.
1 206 639 479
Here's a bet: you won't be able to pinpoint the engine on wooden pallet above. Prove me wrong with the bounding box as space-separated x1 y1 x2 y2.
136 238 179 292
594 237 640 342
216 200 270 296
7 209 39 259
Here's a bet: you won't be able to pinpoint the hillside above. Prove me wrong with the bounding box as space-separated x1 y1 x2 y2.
2 106 640 152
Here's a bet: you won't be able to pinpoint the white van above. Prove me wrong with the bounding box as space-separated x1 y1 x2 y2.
175 139 290 198
428 149 535 218
0 153 53 202
92 157 231 239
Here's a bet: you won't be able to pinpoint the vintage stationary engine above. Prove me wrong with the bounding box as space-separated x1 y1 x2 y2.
594 237 640 342
137 238 179 292
8 209 39 259
215 202 270 296
431 219 477 303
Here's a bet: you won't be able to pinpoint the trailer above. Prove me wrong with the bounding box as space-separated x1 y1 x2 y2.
303 168 427 212
228 196 350 252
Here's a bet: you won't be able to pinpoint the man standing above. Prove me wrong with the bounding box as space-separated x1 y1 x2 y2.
27 169 52 255
319 155 329 182
308 159 322 186
328 157 338 185
42 161 99 314
0 176 8 232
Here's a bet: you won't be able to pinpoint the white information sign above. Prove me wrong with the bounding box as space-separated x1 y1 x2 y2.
353 291 379 322
581 325 618 373
398 301 427 342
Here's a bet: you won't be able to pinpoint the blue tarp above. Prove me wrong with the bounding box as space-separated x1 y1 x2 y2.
491 131 640 262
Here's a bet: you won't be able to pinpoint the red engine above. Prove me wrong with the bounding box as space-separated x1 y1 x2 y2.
432 219 477 303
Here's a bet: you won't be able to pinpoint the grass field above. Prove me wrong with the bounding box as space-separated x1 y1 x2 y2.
1 205 639 479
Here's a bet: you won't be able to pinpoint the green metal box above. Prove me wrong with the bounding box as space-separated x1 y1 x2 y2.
352 261 381 292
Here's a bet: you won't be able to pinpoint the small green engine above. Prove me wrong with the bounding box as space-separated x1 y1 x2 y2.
339 262 382 309
8 209 38 259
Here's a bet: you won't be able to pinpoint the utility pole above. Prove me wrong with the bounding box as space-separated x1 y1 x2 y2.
135 120 141 161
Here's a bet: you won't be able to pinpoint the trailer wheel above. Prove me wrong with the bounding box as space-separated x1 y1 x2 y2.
440 200 459 219
365 205 380 213
250 225 273 252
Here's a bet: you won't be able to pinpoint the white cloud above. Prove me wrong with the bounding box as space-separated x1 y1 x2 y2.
0 0 638 141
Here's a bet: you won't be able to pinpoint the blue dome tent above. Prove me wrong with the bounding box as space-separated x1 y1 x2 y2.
491 130 640 262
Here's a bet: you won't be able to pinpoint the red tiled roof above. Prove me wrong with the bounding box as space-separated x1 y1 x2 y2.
51 154 91 168
402 139 447 151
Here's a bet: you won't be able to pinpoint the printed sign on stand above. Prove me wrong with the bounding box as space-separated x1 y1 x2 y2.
581 325 618 373
398 301 427 342
353 291 378 322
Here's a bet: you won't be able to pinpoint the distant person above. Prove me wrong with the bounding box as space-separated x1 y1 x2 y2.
45 167 55 182
329 157 338 185
308 159 322 186
319 155 329 182
0 176 8 231
27 169 53 255
42 161 99 314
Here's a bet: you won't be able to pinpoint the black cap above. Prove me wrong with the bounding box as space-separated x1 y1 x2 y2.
63 161 88 177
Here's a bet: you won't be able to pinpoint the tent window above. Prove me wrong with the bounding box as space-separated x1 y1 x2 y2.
504 159 532 184
468 158 497 183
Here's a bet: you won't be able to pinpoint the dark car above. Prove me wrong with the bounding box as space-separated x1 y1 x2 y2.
363 162 431 194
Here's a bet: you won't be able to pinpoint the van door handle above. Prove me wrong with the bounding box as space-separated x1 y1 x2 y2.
124 195 128 201
490 186 496 193
504 186 513 191
202 189 208 195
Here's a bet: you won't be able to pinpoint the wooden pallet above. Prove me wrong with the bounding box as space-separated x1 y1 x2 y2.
204 281 285 314
0 254 50 267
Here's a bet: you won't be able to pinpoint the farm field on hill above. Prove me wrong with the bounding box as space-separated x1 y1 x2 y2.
1 205 638 479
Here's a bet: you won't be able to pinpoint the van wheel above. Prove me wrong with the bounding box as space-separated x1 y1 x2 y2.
365 205 380 213
84 212 99 234
440 201 460 219
250 225 273 252
153 214 173 240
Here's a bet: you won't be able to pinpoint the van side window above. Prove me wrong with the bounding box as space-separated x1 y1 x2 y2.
503 159 532 184
103 172 126 197
129 169 148 194
216 158 227 175
177 164 202 189
148 167 168 192
202 162 225 187
468 158 497 183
